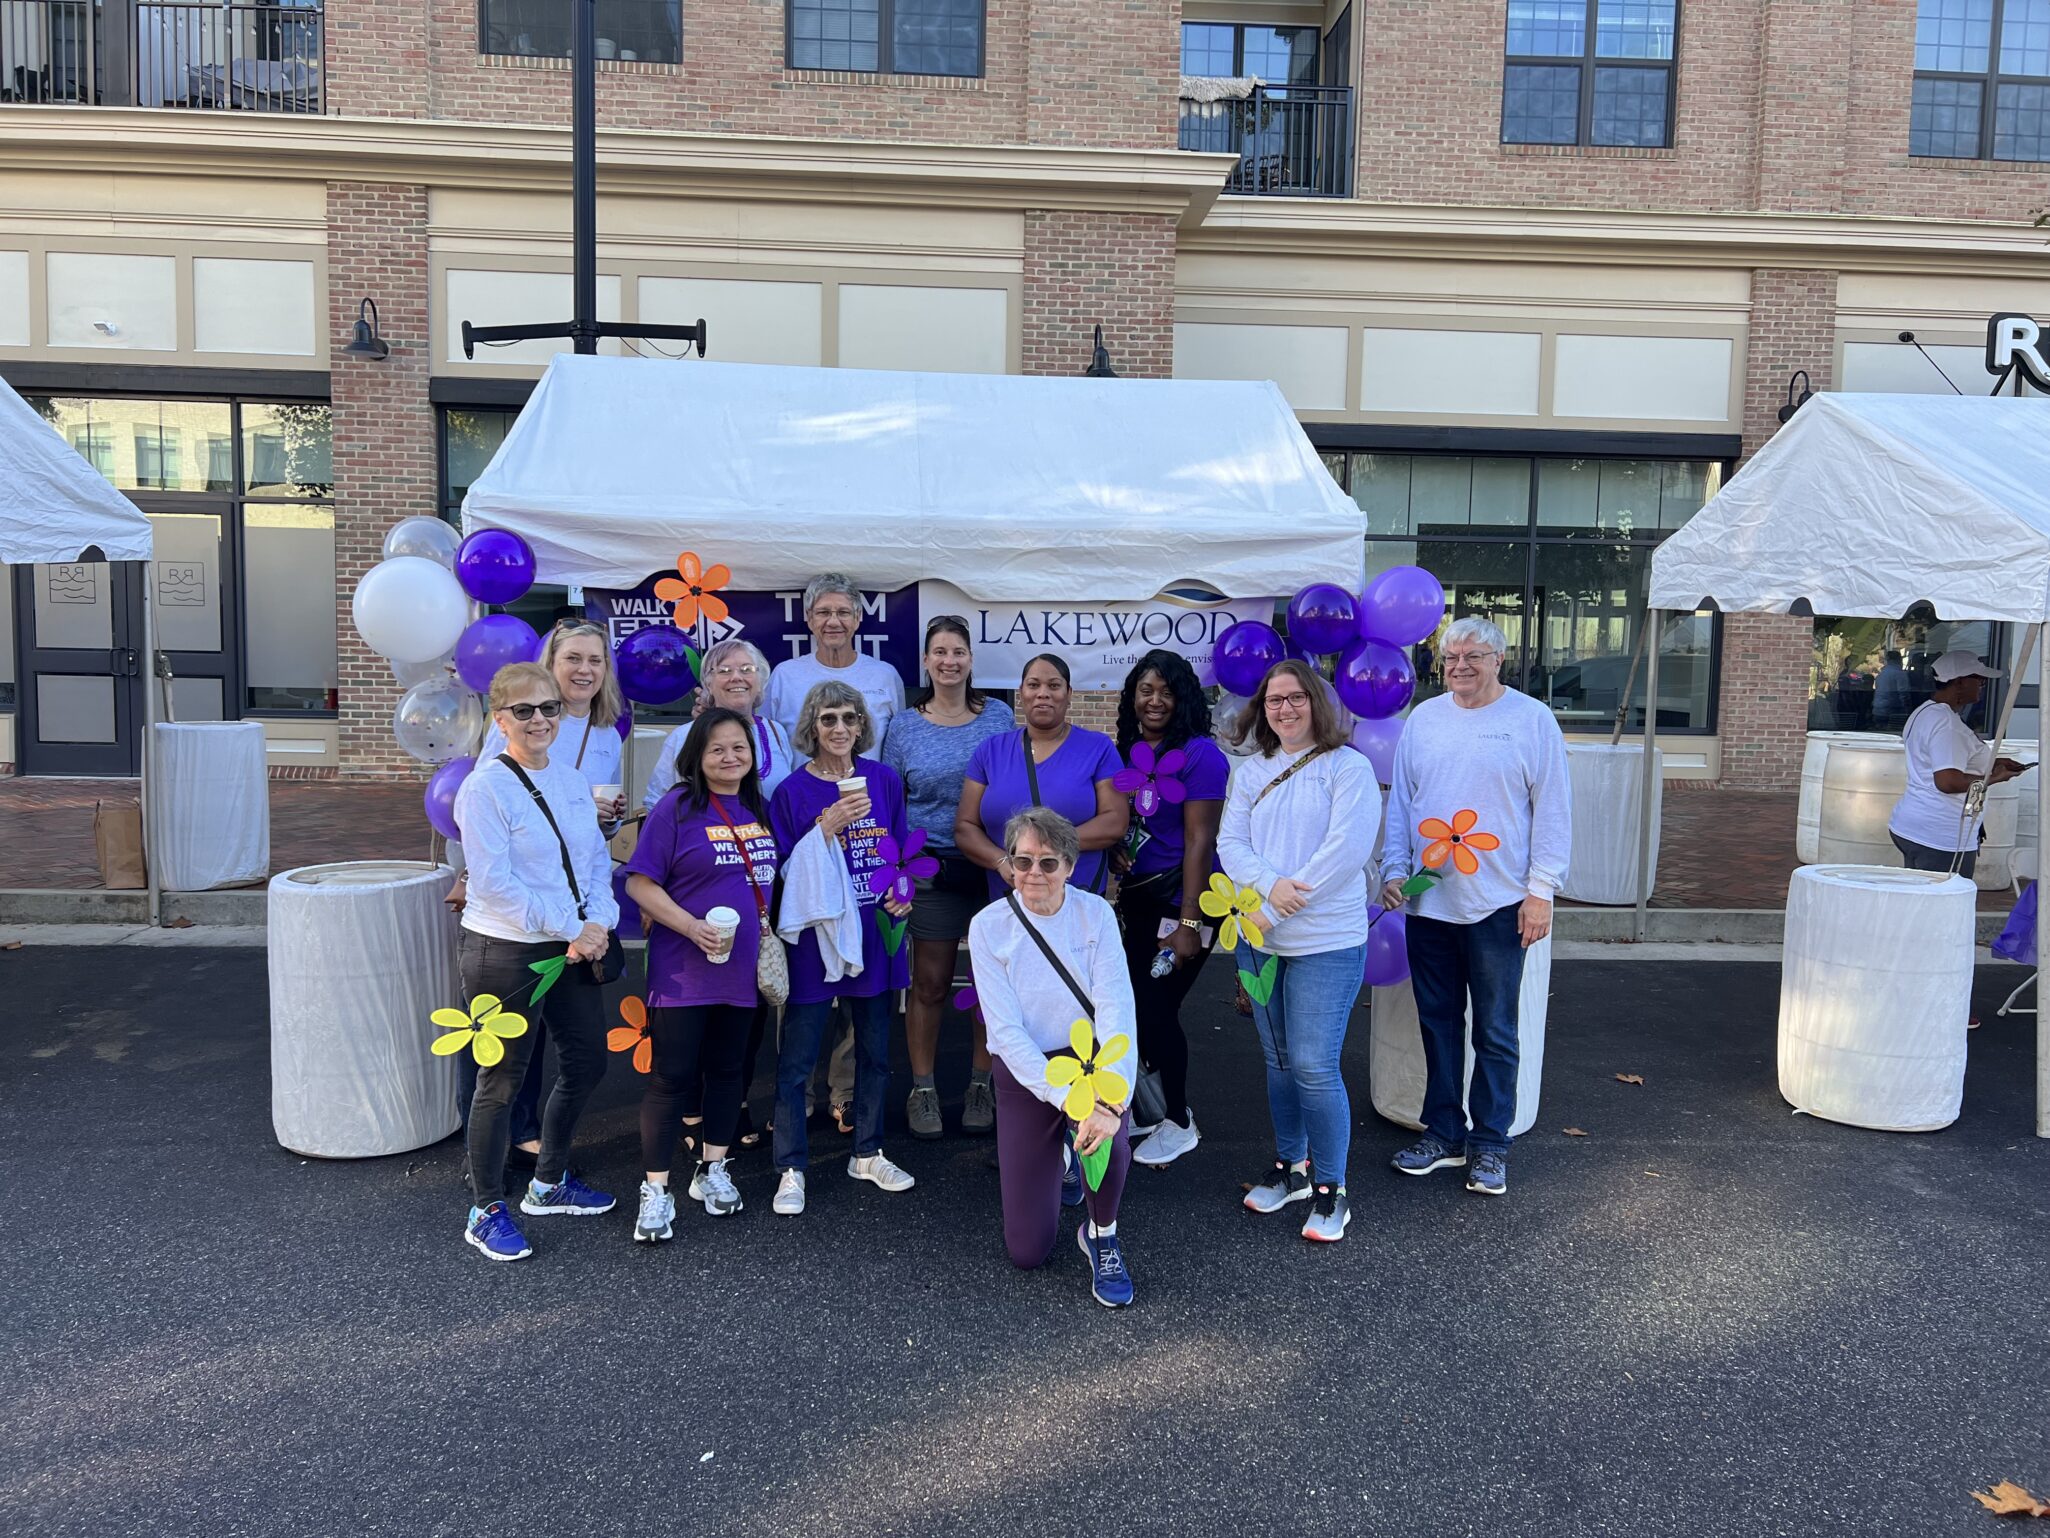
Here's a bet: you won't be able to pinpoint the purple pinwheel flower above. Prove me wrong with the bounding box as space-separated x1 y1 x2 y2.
866 828 940 906
953 982 979 1015
1111 741 1190 819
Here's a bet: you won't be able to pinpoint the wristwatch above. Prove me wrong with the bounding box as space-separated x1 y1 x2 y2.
1179 917 1201 930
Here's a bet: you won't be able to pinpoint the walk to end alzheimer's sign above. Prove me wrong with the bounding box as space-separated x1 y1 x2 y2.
588 576 1275 693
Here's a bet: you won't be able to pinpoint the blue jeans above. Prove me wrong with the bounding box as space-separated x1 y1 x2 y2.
1237 941 1366 1187
1406 903 1526 1155
775 992 892 1169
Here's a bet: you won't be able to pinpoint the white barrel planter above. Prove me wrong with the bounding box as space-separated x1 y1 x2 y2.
1370 933 1551 1138
1777 865 1973 1131
150 721 270 890
1799 731 1891 864
1816 741 1907 867
2002 741 2038 869
269 860 462 1158
1560 743 1662 905
1974 777 2022 889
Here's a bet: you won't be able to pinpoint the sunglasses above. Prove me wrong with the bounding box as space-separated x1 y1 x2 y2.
1003 854 1066 875
503 699 564 721
815 709 864 727
926 614 969 636
711 663 759 678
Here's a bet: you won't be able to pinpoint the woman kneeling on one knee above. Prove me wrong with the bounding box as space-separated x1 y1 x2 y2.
966 807 1139 1308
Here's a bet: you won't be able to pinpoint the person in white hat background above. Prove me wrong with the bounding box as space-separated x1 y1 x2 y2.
1887 650 2031 879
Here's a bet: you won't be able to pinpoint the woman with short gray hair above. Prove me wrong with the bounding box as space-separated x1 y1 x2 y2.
762 571 907 736
647 638 794 805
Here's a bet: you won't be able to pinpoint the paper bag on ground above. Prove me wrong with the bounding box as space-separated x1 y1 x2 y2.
94 801 146 889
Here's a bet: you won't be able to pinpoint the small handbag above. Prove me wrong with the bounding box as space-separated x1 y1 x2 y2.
709 793 790 1008
498 755 625 986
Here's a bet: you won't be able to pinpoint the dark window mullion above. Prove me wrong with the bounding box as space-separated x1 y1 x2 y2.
879 0 894 73
1578 1 1599 146
1985 0 2009 158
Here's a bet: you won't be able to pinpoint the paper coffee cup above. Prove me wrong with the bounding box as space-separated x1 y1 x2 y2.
704 905 741 964
592 783 622 807
837 776 868 798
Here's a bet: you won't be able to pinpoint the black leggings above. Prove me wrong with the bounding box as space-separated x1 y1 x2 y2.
1117 884 1216 1126
639 1003 754 1170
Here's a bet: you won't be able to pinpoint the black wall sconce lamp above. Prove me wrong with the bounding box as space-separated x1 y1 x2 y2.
342 298 390 362
1776 369 1813 423
1084 323 1118 379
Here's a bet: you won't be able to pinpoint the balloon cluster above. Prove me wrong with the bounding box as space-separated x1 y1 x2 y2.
1212 565 1448 783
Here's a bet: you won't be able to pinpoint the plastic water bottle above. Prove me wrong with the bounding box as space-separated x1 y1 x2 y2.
1149 947 1177 979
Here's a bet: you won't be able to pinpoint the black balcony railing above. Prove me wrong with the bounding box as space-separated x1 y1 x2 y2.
1 0 323 110
1180 82 1353 198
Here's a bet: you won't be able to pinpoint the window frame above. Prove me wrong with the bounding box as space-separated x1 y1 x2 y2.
1178 20 1320 84
1500 1 1681 149
783 0 987 79
476 0 683 65
1910 0 2050 161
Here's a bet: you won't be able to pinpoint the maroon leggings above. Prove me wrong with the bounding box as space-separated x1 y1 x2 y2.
992 1057 1132 1269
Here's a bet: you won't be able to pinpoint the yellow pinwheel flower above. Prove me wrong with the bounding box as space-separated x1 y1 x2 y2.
1199 872 1266 951
1044 1018 1133 1122
429 994 529 1066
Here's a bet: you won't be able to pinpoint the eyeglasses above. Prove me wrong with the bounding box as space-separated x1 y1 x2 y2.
503 699 564 721
1265 691 1311 710
1443 651 1501 668
815 709 864 727
711 663 759 678
810 606 858 622
1002 854 1066 874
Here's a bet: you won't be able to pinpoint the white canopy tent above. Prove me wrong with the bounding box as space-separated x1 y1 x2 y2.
1644 391 2050 1134
0 375 164 920
461 354 1366 598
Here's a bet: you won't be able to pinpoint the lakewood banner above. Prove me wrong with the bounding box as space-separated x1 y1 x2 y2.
587 579 922 683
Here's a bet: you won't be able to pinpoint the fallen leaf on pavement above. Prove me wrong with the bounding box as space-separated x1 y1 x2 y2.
1 942 20 951
1643 1170 1662 1178
1562 1127 1588 1137
1614 1073 1645 1085
1972 1481 2050 1517
166 917 194 930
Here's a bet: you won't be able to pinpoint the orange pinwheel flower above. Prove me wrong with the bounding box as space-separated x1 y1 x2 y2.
654 551 731 628
608 996 654 1074
1418 808 1501 876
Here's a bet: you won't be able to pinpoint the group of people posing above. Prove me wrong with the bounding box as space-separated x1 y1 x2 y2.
450 573 1570 1309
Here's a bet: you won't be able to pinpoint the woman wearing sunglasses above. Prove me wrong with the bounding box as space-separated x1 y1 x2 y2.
767 680 918 1215
453 662 620 1262
880 615 1016 1140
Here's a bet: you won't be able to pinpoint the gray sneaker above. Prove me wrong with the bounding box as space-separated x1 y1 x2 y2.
906 1084 944 1141
688 1158 743 1216
1465 1150 1508 1197
1243 1160 1312 1214
961 1077 996 1135
1300 1184 1351 1243
633 1180 675 1243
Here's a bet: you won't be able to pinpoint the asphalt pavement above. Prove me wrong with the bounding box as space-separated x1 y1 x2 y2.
4 944 2049 1538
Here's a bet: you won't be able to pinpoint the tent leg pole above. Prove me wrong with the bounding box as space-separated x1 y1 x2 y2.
1633 608 1662 943
141 572 161 930
2037 624 2049 1138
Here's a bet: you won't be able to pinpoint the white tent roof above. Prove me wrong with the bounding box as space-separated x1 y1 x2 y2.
462 355 1364 600
1649 392 2050 622
0 374 153 564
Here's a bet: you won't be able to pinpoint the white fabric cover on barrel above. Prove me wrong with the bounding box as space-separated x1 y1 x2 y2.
1777 864 1973 1132
150 721 270 890
269 860 462 1158
1370 933 1551 1138
1799 732 1889 864
1974 777 2021 889
1560 743 1661 905
1816 741 1906 867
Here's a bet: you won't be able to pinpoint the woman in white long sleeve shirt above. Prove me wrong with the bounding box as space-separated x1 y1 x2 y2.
966 807 1139 1308
453 662 621 1263
1216 660 1382 1244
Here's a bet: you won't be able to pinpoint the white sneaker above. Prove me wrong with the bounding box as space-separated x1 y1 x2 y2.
691 1158 742 1217
772 1169 806 1215
1132 1115 1200 1168
848 1150 916 1193
633 1180 674 1243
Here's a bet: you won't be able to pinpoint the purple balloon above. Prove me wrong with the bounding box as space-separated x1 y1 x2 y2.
1359 565 1447 648
424 755 475 841
1335 638 1415 721
453 613 542 694
455 528 538 606
1213 620 1289 698
1363 908 1410 988
1350 713 1403 783
614 625 699 705
1287 583 1360 657
615 701 634 740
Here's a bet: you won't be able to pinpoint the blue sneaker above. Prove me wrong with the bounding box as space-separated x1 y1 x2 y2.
520 1170 616 1217
1466 1150 1508 1196
465 1201 532 1262
1076 1223 1134 1308
1391 1135 1467 1177
1061 1145 1084 1209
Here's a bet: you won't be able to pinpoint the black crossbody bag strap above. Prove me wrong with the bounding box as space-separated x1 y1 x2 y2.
498 754 587 920
1021 730 1110 894
1006 892 1095 1023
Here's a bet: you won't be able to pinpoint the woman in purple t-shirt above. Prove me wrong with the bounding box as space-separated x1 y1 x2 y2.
766 679 917 1216
623 708 781 1241
1112 649 1229 1170
956 653 1129 900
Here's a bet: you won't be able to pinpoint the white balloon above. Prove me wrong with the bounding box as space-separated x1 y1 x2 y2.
393 678 486 764
351 557 470 664
392 649 456 689
382 515 462 569
1215 692 1260 757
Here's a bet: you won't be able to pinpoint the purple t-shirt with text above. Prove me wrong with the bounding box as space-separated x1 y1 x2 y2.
623 789 779 1010
769 758 913 1003
967 726 1124 895
1128 734 1230 877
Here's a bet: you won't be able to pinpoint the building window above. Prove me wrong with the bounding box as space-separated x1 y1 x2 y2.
1911 0 2050 160
1326 449 1721 733
439 406 579 648
479 0 682 64
786 0 984 77
1809 608 2001 733
1180 21 1318 82
1502 0 1677 147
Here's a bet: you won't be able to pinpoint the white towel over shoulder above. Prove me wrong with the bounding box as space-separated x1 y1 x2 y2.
776 824 864 983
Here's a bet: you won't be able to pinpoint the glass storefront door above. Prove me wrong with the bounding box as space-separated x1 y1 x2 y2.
14 560 144 775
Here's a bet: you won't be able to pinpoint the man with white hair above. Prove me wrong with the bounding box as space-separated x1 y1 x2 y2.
1379 616 1570 1198
763 573 906 736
